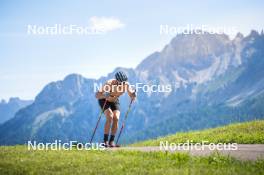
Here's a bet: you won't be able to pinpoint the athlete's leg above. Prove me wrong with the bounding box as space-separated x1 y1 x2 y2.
103 108 113 144
104 108 113 134
111 110 120 135
108 110 120 146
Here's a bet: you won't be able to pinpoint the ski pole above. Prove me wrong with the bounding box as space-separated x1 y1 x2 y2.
90 99 107 143
116 99 134 145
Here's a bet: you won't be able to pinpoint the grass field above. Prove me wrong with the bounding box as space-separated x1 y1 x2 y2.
1 120 264 174
132 120 264 146
0 146 264 175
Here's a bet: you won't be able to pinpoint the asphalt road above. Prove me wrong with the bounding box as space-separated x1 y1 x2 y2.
109 144 264 161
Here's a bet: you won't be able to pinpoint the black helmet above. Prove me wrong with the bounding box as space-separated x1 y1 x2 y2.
115 71 128 82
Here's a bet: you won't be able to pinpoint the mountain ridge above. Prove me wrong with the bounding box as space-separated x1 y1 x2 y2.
1 30 264 145
0 97 33 124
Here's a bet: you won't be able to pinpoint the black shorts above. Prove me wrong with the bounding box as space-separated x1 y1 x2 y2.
98 98 120 112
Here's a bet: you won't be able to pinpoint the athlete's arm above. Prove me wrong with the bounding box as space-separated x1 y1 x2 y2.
126 83 136 101
95 89 105 99
95 80 119 102
95 81 110 99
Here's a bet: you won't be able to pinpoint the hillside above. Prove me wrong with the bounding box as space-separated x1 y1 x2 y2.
0 146 264 175
132 120 264 146
1 120 264 174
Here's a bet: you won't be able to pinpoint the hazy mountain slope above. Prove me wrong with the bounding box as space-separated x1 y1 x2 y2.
0 98 32 124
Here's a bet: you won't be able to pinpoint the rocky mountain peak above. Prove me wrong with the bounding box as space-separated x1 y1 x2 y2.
136 33 236 85
235 32 244 39
35 74 86 105
249 30 259 38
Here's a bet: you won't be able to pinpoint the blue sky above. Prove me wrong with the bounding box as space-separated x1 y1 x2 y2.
0 0 264 100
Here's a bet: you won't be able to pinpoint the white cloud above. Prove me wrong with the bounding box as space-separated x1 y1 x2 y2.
89 16 125 32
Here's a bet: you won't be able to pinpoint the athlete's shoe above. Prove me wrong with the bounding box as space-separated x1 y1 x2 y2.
102 141 109 148
109 141 120 147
